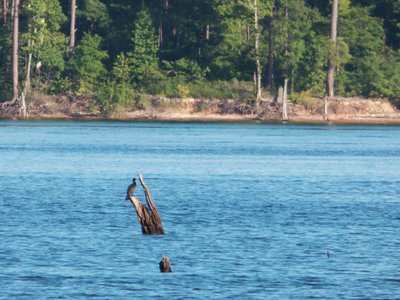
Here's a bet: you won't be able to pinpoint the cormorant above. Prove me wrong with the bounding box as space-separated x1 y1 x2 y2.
126 178 137 200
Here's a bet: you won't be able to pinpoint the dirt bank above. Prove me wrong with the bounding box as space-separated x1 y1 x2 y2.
2 94 400 124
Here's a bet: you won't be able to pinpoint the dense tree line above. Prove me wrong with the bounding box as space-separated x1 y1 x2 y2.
1 0 400 115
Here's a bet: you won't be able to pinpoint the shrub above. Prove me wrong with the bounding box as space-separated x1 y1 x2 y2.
94 81 135 116
188 79 254 101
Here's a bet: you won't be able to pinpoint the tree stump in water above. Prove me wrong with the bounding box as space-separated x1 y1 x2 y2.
126 174 165 235
159 256 172 273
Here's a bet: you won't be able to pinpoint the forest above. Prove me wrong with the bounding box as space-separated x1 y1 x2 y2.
1 0 400 116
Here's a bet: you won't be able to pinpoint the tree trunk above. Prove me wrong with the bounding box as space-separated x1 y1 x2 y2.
2 0 7 23
127 175 165 235
24 23 36 95
25 52 32 92
158 21 163 47
324 96 329 122
19 50 30 117
326 0 338 98
267 12 274 92
254 0 262 110
70 0 76 51
12 0 19 101
21 34 33 117
277 86 283 104
282 78 288 122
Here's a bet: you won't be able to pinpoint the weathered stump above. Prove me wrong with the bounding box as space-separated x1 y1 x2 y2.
127 174 165 235
159 256 172 273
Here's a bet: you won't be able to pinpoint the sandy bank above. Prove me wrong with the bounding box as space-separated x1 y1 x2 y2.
2 95 400 125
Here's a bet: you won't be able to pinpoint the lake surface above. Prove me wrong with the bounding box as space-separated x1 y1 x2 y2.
1 121 399 299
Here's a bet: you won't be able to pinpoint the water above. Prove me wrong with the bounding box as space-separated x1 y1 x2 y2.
1 121 399 299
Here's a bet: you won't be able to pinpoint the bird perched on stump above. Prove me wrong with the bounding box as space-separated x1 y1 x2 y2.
126 178 137 200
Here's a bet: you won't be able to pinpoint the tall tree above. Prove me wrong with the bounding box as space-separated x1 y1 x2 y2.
254 0 261 105
326 0 338 98
70 32 108 94
70 0 76 51
12 0 19 102
266 1 276 91
128 4 161 87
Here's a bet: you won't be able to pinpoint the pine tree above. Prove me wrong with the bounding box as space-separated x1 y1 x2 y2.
128 3 162 88
70 32 108 95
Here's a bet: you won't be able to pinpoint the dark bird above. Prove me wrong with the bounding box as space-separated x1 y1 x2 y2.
126 178 137 200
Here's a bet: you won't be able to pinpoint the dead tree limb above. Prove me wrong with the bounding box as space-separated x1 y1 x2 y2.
127 174 165 235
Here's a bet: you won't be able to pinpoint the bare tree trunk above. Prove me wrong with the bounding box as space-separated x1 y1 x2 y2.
282 78 288 122
12 0 19 101
158 22 163 47
127 175 165 235
324 96 329 122
2 0 7 23
326 0 338 98
267 14 274 92
254 0 262 111
22 34 33 117
25 52 32 92
70 0 76 51
277 86 283 104
20 50 31 117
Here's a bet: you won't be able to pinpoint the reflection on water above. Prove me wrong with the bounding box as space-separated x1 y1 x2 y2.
1 121 400 299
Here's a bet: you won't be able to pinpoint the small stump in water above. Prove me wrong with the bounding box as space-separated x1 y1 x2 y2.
126 174 165 235
159 256 172 273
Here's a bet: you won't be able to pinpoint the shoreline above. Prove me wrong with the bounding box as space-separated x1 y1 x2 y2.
1 96 400 125
3 113 400 125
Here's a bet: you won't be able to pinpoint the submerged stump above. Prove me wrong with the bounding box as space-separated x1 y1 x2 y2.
159 256 172 273
126 174 165 235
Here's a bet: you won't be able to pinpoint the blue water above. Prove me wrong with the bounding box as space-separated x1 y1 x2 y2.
1 121 400 299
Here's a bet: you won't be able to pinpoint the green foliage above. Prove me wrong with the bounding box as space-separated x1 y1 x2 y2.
95 81 135 116
128 4 162 88
0 22 12 101
290 88 320 109
21 0 67 91
188 79 254 101
328 37 351 71
163 58 208 83
50 76 72 94
70 33 108 95
298 32 329 93
78 0 110 33
337 6 387 97
1 0 400 107
112 53 131 84
273 0 314 88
